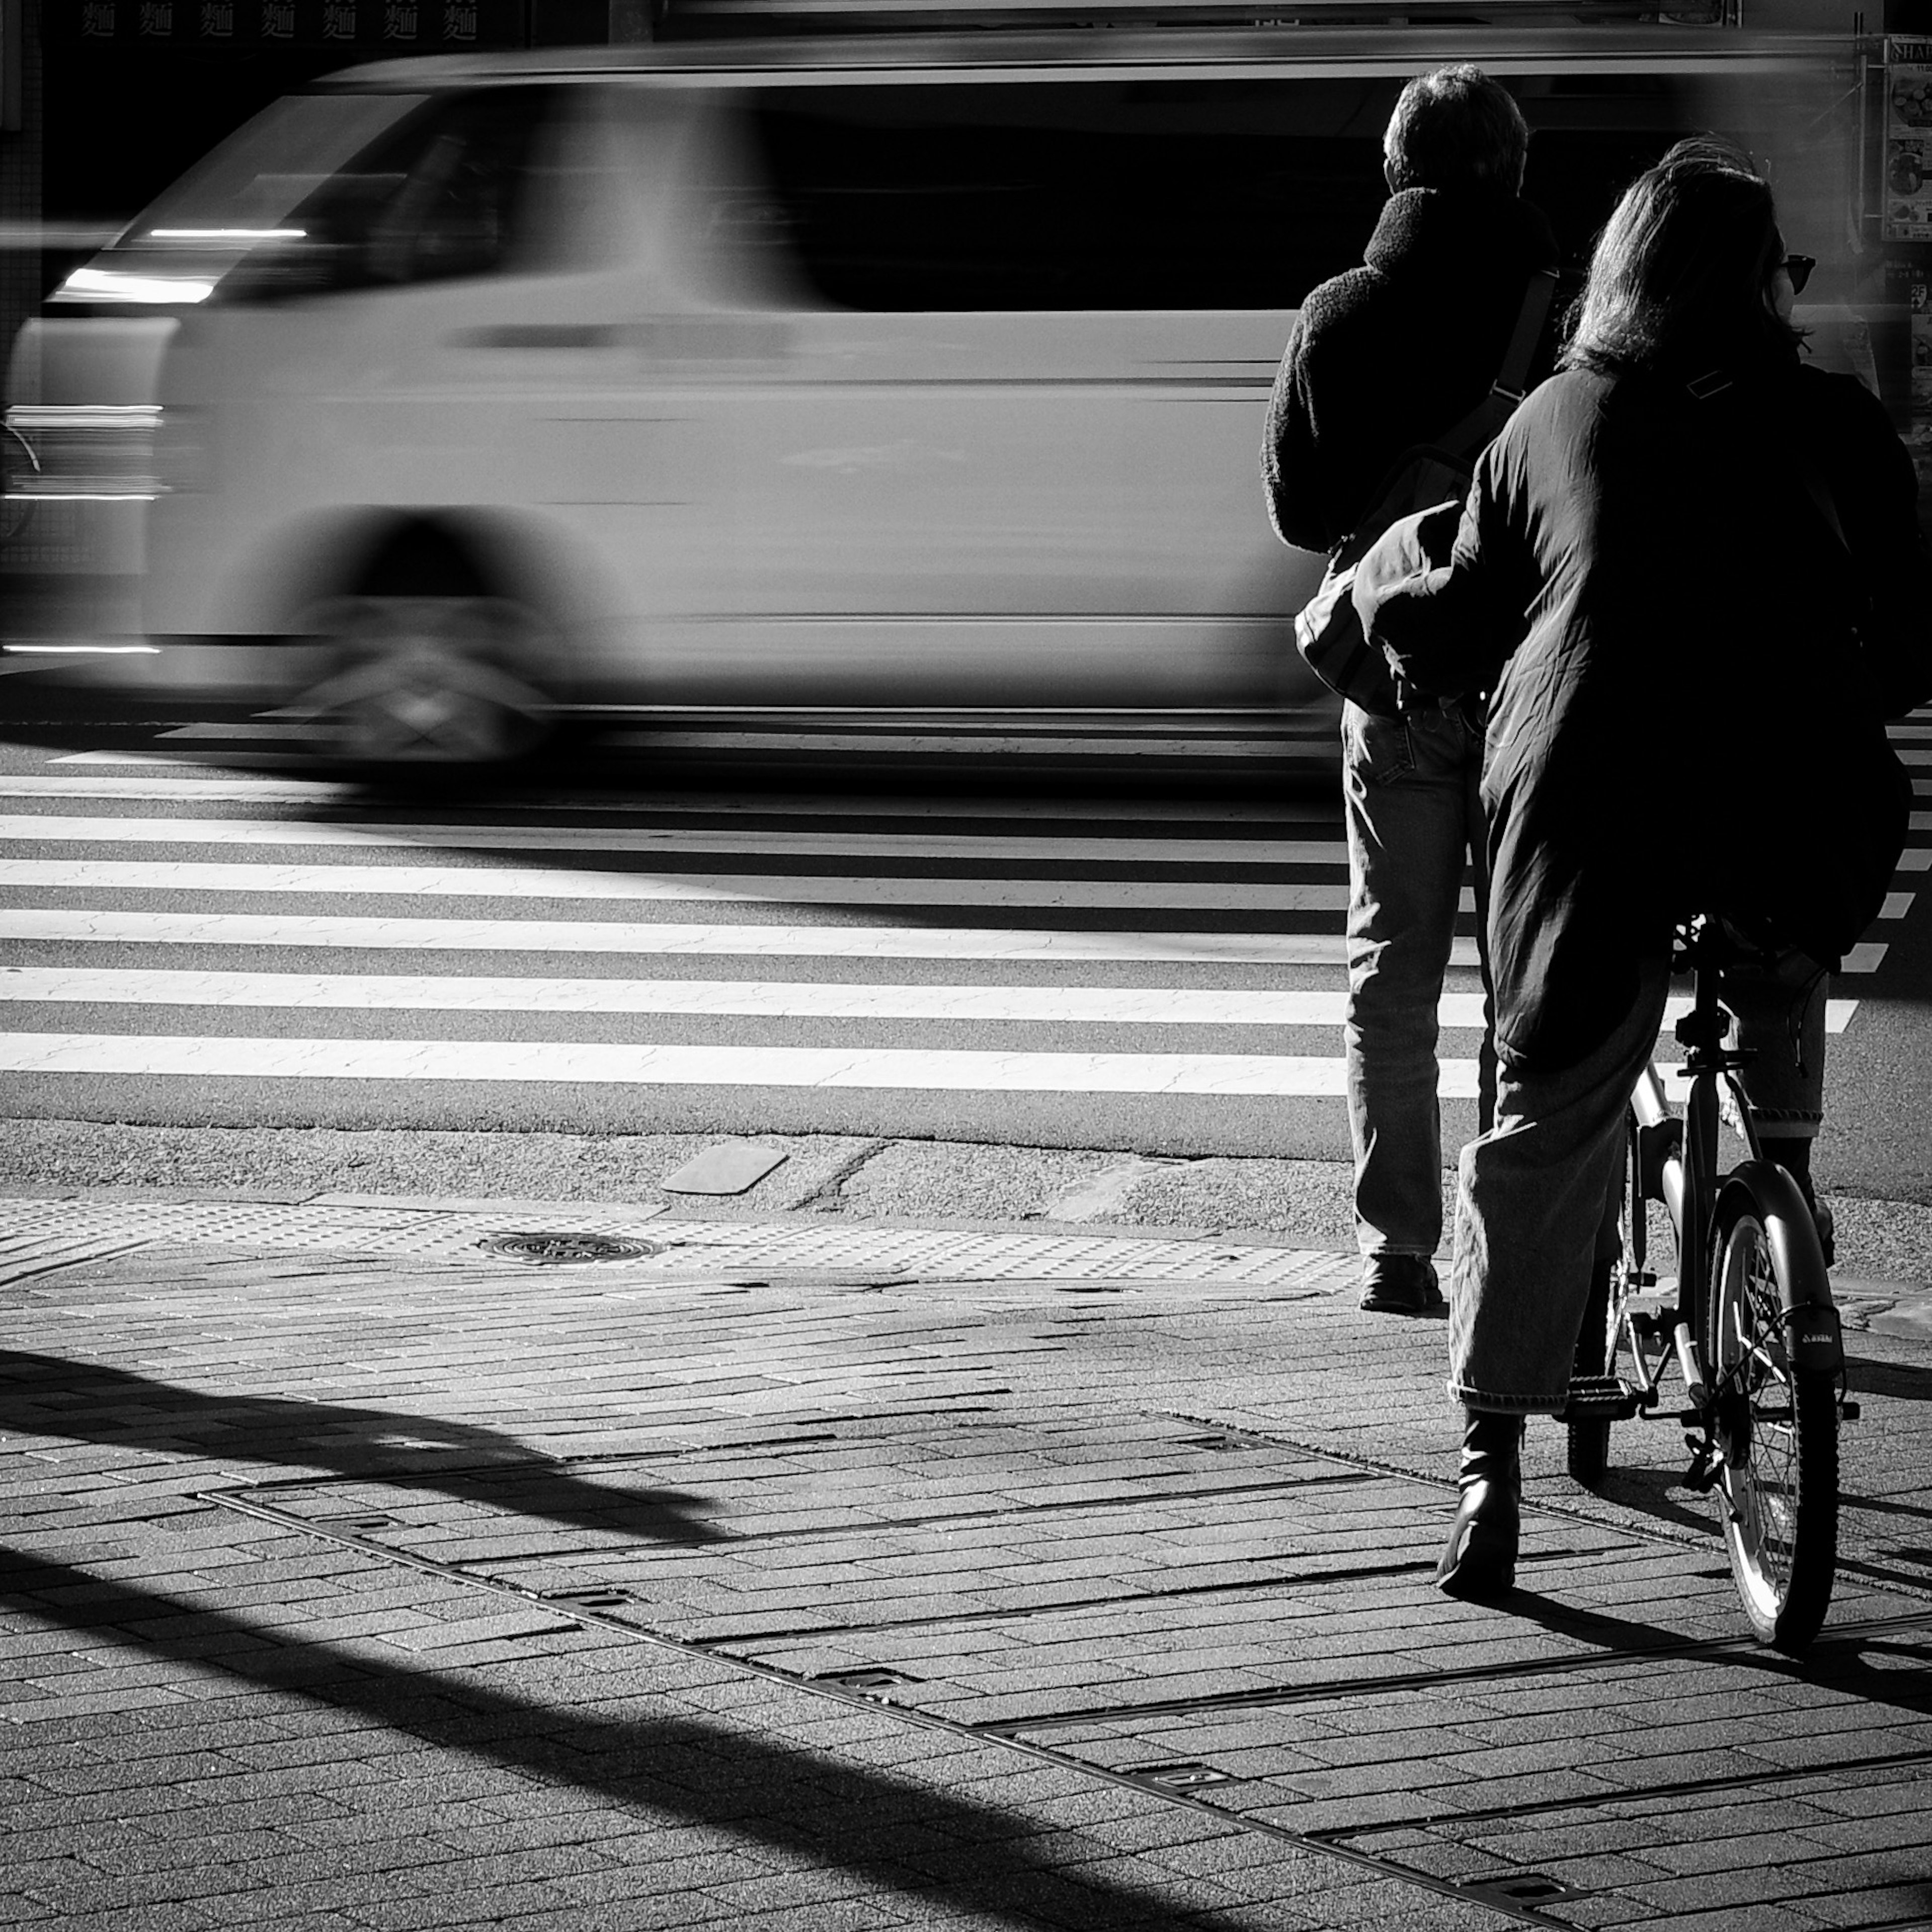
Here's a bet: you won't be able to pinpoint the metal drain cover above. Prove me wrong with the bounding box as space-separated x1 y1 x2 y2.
476 1231 661 1267
1455 1873 1584 1906
1129 1762 1240 1793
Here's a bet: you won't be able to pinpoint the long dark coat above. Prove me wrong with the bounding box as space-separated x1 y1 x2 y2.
1359 351 1932 1073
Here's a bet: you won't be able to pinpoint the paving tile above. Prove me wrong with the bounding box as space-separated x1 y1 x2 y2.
9 1207 1932 1932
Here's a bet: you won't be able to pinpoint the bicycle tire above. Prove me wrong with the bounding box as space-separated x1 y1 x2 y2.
1704 1181 1838 1651
1567 1109 1637 1486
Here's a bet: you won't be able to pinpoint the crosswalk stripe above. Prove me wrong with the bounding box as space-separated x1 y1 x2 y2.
0 910 1889 975
606 731 1306 757
0 967 1859 1032
155 720 1322 758
11 859 1916 922
6 774 360 800
0 1032 1474 1095
0 909 1440 964
0 968 1405 1024
0 858 1382 911
12 772 1324 826
0 815 1346 866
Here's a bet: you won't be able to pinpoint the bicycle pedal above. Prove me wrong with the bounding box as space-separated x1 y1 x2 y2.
1555 1376 1643 1423
1681 1440 1721 1493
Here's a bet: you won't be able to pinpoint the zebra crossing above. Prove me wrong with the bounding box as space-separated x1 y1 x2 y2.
0 718 1919 1121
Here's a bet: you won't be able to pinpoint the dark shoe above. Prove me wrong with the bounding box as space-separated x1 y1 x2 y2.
1435 1410 1522 1600
1359 1255 1444 1315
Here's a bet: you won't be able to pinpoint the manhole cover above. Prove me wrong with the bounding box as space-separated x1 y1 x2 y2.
476 1232 661 1266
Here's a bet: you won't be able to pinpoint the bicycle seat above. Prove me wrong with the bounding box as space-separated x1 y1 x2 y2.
1671 911 1785 975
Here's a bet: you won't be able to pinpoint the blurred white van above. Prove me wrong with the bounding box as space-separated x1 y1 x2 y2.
5 29 1867 767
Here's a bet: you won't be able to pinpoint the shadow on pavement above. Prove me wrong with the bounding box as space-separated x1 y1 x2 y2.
1846 1355 1932 1403
1 1548 1253 1931
1506 1584 1932 1719
0 1351 727 1548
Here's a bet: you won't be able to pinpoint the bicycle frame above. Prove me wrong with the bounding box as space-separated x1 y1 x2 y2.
1617 949 1845 1435
1565 926 1853 1647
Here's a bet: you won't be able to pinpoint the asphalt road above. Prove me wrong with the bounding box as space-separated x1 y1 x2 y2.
0 700 1926 1201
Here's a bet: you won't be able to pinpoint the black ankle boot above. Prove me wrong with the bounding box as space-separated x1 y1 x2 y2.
1435 1410 1522 1599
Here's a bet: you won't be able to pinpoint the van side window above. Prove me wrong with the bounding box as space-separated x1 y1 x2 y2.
743 80 1398 312
1517 74 1709 266
224 88 552 302
736 72 1812 313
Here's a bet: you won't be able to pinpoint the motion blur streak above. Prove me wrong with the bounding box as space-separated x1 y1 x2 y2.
2 33 1876 780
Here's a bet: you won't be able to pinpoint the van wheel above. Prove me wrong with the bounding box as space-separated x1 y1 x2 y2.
291 595 554 770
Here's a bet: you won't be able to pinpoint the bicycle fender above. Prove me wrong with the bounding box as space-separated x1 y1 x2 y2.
1720 1163 1842 1374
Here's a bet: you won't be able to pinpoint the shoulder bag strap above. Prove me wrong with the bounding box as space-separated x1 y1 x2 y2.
1432 267 1561 459
1494 267 1560 401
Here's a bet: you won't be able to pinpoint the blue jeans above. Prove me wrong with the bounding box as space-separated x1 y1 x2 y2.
1450 949 1828 1412
1342 699 1496 1262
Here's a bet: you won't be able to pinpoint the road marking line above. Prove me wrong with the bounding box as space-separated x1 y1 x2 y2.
0 969 1858 1033
0 909 1429 963
0 911 1887 973
154 721 1322 758
13 774 359 799
0 815 1345 866
0 1032 1473 1095
0 858 1383 911
20 769 1327 825
0 968 1432 1026
19 861 1913 922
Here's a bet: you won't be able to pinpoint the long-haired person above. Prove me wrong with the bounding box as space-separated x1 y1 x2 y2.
1358 140 1932 1598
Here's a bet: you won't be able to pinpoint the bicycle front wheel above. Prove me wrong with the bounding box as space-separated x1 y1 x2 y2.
1704 1184 1838 1650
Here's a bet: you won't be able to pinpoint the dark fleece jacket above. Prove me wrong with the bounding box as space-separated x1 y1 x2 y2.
1262 187 1561 554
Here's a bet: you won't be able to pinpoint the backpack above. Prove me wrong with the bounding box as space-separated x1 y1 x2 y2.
1293 269 1557 718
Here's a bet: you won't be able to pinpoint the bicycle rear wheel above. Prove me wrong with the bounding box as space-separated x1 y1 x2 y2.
1567 1110 1637 1486
1704 1183 1838 1650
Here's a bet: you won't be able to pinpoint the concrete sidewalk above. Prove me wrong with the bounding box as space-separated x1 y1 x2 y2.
5 1181 1932 1932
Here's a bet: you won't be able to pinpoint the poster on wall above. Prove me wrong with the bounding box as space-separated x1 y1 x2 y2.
1906 267 1932 492
1886 41 1932 240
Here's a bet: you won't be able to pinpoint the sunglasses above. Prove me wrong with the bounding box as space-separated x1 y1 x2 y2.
1781 254 1816 295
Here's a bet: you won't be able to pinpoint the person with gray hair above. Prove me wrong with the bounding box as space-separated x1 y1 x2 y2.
1262 65 1558 1317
